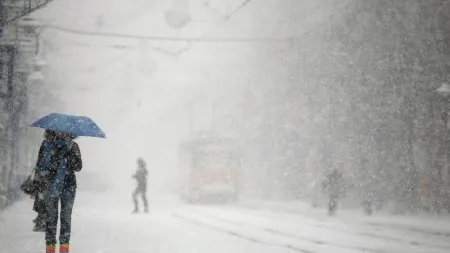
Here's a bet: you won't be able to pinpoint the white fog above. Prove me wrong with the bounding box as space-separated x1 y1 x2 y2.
1 1 450 253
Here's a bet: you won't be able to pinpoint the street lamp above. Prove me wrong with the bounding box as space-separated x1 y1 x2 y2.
33 55 46 68
27 68 44 82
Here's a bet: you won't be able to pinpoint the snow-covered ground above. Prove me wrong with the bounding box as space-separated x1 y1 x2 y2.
1 192 450 253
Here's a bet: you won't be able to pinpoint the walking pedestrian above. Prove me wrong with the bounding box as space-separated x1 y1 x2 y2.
132 158 148 213
37 131 82 253
322 168 345 215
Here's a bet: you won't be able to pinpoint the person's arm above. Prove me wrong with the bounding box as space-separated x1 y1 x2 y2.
68 142 83 172
35 141 50 189
36 142 45 170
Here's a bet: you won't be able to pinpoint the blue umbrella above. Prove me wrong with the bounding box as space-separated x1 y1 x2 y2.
31 113 106 138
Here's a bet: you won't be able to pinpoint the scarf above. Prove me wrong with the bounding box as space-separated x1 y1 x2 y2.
40 139 72 198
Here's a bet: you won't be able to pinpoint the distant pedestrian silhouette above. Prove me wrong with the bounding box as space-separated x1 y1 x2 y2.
132 158 148 213
322 169 344 215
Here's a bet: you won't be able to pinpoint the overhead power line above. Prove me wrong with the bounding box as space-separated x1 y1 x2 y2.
222 0 252 21
44 24 288 43
42 0 354 45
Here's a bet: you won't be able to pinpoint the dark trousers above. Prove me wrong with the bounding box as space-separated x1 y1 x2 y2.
132 186 148 212
44 187 76 244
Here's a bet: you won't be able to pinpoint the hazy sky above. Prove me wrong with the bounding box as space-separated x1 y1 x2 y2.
27 0 337 197
29 0 257 195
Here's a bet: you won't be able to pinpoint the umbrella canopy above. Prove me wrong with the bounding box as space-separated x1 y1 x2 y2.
31 113 106 138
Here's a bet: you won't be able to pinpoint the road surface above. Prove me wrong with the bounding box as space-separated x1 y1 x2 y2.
1 192 450 253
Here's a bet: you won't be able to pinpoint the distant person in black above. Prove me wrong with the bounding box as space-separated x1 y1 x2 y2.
132 158 148 213
322 169 345 216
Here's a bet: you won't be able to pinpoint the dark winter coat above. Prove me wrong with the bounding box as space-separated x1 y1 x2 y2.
323 170 344 198
133 168 148 191
31 140 81 217
36 140 83 192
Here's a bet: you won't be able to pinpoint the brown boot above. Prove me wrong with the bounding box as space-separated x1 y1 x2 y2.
60 243 70 253
46 244 56 253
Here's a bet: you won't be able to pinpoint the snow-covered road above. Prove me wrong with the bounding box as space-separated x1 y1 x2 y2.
1 193 450 253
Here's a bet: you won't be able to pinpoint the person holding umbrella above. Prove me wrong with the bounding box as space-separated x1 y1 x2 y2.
30 113 105 253
37 131 82 253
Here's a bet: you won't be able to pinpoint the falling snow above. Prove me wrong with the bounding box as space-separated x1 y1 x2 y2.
1 0 450 253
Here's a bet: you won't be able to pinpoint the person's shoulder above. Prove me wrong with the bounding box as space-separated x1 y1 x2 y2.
40 139 54 150
41 139 51 146
69 141 80 150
